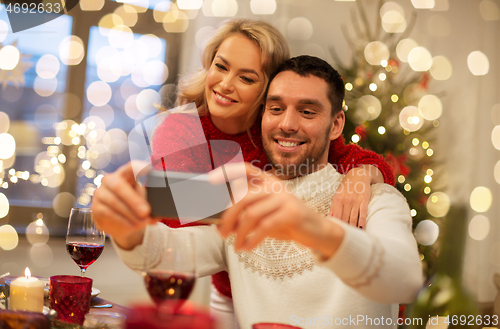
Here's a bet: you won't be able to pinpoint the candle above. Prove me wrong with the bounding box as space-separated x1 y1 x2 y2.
9 267 44 312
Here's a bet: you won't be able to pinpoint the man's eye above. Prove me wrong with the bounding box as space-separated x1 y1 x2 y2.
301 110 315 116
268 107 282 113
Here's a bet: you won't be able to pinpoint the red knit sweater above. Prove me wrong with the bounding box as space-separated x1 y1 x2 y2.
151 112 394 299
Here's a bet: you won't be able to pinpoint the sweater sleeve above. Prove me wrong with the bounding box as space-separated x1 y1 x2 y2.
328 137 395 186
318 184 423 304
112 223 227 277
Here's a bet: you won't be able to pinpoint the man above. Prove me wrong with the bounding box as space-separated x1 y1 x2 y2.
94 56 423 328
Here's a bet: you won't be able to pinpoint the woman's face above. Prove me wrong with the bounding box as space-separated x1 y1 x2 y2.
205 33 265 134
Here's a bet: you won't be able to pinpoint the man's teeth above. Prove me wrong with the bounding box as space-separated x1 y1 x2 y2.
278 140 300 147
215 92 234 103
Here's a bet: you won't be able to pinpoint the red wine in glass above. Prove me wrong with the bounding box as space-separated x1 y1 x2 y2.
144 271 195 309
66 208 105 276
66 242 104 270
143 229 196 312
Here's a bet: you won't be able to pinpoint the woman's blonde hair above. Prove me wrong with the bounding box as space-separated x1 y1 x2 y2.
177 18 290 120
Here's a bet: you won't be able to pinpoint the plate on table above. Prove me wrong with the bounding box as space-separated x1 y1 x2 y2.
41 279 100 299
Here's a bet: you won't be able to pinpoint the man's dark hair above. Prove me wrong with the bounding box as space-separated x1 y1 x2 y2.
266 55 345 115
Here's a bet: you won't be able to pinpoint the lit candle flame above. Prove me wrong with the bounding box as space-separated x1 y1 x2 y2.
25 267 31 280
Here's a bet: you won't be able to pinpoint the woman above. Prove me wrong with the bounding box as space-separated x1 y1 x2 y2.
147 19 394 327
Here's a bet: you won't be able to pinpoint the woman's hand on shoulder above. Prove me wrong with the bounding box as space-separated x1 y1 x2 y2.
328 165 383 229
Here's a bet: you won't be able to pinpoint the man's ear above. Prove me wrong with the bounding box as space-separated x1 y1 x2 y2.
329 110 345 141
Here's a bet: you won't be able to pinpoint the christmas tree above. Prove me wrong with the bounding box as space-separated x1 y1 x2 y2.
330 0 446 277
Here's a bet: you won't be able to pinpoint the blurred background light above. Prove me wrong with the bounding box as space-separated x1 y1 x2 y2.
0 45 20 70
469 215 490 241
250 0 277 15
26 220 50 245
426 191 450 217
396 39 418 63
0 133 16 159
492 125 500 150
80 0 105 11
29 243 54 268
399 106 424 132
411 0 435 9
0 20 9 43
89 105 115 127
469 186 492 213
211 0 238 17
364 41 390 66
108 25 134 49
408 46 433 71
36 54 60 79
494 160 500 184
136 89 161 115
418 95 442 120
491 103 500 125
52 192 76 217
0 112 10 133
59 36 85 65
34 77 58 97
99 14 124 35
429 55 452 80
87 81 112 106
177 0 202 10
479 0 500 21
287 17 313 41
143 60 168 85
380 2 407 33
414 219 439 246
195 26 215 49
114 4 138 27
467 50 489 76
0 225 18 251
0 193 9 218
356 95 382 121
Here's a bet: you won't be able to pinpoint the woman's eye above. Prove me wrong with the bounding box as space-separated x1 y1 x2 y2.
241 76 255 84
215 63 227 71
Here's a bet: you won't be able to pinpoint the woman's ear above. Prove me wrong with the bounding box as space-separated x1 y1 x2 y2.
329 110 345 141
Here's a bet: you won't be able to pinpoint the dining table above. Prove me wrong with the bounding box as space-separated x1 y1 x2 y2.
1 275 129 327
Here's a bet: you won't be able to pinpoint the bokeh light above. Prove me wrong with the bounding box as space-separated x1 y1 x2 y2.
364 41 390 66
469 186 492 213
114 4 138 27
429 55 452 80
136 89 161 115
34 77 58 97
30 243 54 268
52 192 76 217
408 46 433 71
492 125 500 150
87 81 112 106
0 45 20 70
26 220 50 245
411 0 435 9
2 84 23 103
140 34 163 58
99 14 124 36
153 1 171 22
0 20 9 43
124 94 144 119
108 25 134 49
250 0 277 15
479 0 500 21
494 160 500 184
36 54 60 79
0 193 9 218
287 17 313 41
89 105 114 127
426 191 450 217
107 128 128 154
356 95 382 121
144 60 169 85
399 106 424 132
418 95 442 120
211 0 238 17
0 225 18 250
469 215 490 241
380 2 407 33
0 112 10 133
396 39 418 63
80 0 105 11
414 220 439 246
59 36 85 65
88 144 111 169
195 26 215 49
467 51 489 76
177 0 203 9
0 133 16 159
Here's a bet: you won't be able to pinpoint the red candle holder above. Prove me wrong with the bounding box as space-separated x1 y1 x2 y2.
49 275 93 325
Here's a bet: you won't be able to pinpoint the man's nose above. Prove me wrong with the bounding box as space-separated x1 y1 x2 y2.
278 109 299 132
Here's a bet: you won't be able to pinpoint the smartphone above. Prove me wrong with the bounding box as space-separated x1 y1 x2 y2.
146 170 233 224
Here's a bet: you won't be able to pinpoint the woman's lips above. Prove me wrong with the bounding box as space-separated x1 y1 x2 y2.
213 90 237 105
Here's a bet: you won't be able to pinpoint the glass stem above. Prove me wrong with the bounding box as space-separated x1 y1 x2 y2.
81 268 86 277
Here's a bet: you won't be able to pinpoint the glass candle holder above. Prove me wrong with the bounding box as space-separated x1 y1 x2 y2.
49 275 93 325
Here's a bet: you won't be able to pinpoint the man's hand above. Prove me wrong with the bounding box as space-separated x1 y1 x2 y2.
91 161 153 250
328 165 382 229
210 163 344 258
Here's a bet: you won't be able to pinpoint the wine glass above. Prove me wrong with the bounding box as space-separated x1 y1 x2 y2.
66 208 105 277
143 229 196 312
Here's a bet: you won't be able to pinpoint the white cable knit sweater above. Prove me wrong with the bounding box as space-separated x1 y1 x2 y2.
115 164 423 329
